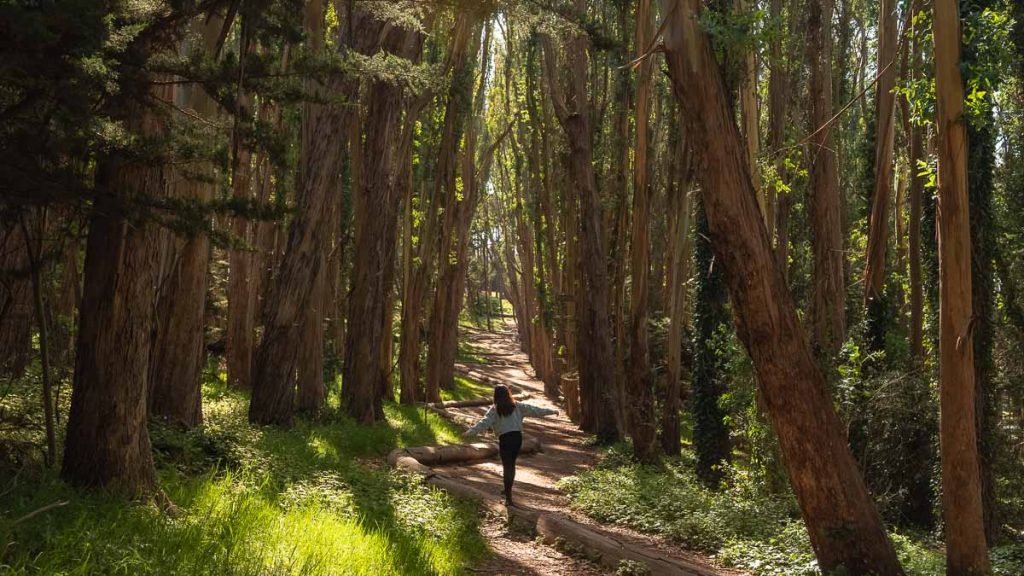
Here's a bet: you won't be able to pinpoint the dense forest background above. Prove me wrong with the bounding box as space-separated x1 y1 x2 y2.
2 0 1024 573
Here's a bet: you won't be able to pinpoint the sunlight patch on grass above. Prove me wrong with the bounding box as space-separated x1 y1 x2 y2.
1 375 488 576
562 444 1023 576
441 374 493 403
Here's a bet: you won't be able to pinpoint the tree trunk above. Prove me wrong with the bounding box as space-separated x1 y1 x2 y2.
739 0 765 226
543 22 623 443
343 13 423 422
148 17 220 428
295 0 330 418
908 28 924 362
863 0 898 343
0 225 33 377
624 0 658 464
226 36 257 391
932 0 992 570
61 82 169 495
405 17 474 404
806 0 846 354
22 214 57 466
663 0 903 571
692 202 732 483
297 263 327 415
661 122 693 457
960 0 999 545
252 2 370 425
767 0 787 250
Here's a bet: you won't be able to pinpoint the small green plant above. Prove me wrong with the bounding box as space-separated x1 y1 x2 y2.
615 559 651 576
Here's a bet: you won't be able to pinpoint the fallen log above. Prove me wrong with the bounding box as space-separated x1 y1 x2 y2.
386 439 718 576
387 436 541 470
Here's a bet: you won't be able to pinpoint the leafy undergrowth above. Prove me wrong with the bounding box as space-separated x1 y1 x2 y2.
440 375 493 403
0 378 488 575
560 444 1024 576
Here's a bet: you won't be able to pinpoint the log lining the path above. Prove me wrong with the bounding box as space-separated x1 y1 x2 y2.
387 433 718 576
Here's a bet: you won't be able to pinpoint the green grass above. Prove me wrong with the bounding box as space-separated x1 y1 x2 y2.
460 293 513 331
440 375 493 403
560 444 1024 576
0 377 489 575
454 340 488 365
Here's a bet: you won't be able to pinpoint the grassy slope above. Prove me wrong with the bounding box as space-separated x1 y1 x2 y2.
1 377 489 576
560 444 1024 576
441 375 492 403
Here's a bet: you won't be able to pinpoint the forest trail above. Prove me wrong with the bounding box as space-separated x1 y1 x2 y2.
438 323 741 576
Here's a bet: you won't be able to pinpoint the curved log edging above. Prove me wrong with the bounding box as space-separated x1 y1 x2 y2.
387 439 719 576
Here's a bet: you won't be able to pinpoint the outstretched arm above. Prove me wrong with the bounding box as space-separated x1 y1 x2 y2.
519 403 558 418
463 407 496 437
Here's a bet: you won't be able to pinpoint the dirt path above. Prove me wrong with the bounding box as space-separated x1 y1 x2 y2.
441 324 741 576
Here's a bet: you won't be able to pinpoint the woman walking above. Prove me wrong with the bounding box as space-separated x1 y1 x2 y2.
463 385 557 506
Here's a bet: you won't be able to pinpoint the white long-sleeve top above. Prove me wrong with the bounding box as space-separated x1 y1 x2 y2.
465 402 557 437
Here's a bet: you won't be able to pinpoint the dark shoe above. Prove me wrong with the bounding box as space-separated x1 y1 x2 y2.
503 489 513 506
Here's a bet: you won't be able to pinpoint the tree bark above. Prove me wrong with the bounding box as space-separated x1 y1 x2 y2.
908 29 924 362
663 0 903 571
251 2 367 425
61 81 170 494
21 213 57 466
661 120 693 456
226 34 257 391
863 0 899 337
806 0 846 354
625 0 658 464
739 0 764 226
148 16 221 428
406 16 474 404
542 21 623 443
295 0 329 418
0 224 33 377
932 0 992 570
343 11 423 422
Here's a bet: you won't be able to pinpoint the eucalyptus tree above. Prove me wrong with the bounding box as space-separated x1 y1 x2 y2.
342 4 432 423
661 0 904 571
542 4 623 444
932 0 991 569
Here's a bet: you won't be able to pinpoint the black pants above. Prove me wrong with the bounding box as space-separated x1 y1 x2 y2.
498 431 523 495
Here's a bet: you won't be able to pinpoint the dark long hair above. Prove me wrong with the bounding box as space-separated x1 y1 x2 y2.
494 385 516 417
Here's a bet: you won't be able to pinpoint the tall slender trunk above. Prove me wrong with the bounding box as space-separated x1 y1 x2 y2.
806 0 846 354
227 35 257 391
543 22 623 443
692 201 732 483
149 16 221 428
863 0 899 345
343 12 423 422
767 0 787 247
933 0 992 567
661 121 693 456
739 0 764 226
626 0 657 463
296 0 330 417
251 3 355 425
908 26 924 361
403 17 473 404
663 0 903 571
427 25 497 398
21 214 57 466
0 224 33 377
